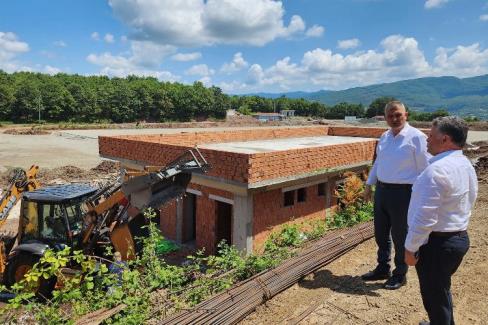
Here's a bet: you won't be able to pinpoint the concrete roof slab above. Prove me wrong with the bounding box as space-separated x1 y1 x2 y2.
199 136 372 154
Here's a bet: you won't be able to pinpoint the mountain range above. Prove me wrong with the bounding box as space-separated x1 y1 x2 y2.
253 75 488 119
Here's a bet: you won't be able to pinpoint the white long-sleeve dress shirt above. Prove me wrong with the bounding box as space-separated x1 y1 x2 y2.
367 123 431 186
404 150 478 253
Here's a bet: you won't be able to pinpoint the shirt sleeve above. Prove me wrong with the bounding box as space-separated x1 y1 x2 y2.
412 134 431 175
366 160 378 186
405 166 447 252
469 167 479 206
366 135 384 186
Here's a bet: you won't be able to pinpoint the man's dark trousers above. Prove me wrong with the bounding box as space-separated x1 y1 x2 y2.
415 232 469 325
373 184 411 276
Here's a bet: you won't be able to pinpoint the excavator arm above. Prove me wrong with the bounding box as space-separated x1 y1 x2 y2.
81 148 209 260
0 166 40 274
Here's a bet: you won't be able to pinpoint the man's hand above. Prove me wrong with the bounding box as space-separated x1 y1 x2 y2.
363 185 373 201
405 249 419 266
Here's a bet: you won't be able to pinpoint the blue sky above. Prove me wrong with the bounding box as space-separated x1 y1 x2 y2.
1 0 487 93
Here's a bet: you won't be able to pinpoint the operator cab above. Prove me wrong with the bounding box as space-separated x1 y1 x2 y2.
19 184 98 248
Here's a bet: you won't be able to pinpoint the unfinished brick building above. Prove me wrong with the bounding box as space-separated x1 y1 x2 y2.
99 126 385 254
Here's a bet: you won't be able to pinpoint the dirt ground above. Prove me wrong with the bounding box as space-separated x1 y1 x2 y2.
241 147 488 325
1 122 487 324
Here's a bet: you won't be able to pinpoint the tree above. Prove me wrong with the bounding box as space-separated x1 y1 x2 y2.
366 96 397 118
11 80 41 122
0 83 14 121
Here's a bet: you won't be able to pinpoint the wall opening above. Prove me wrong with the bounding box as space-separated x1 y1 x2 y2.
283 190 295 207
215 201 233 247
182 193 196 243
317 182 326 196
297 188 307 202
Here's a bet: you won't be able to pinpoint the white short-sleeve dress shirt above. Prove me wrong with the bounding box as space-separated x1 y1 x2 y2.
405 150 478 252
367 123 431 186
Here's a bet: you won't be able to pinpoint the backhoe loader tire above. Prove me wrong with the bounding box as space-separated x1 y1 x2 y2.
5 253 56 300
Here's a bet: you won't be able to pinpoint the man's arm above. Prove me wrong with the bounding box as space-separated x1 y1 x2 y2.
405 167 446 254
413 134 431 173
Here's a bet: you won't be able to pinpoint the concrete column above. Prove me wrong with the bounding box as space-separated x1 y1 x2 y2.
175 198 183 244
233 194 253 255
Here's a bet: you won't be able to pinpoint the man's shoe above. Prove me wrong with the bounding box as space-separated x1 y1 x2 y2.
361 268 391 281
384 275 406 290
418 321 430 325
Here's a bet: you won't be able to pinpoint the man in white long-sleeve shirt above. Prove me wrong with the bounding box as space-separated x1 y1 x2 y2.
405 116 478 325
362 101 431 290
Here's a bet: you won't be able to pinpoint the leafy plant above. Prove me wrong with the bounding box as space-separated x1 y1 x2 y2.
327 172 374 229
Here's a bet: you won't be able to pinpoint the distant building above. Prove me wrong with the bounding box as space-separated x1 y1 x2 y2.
226 109 237 117
280 110 295 118
373 115 385 121
252 112 283 122
344 116 357 122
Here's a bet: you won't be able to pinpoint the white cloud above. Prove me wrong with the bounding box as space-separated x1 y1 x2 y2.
224 34 436 92
109 0 309 46
220 52 249 74
185 64 215 76
104 33 115 43
121 35 128 42
199 76 212 86
228 35 488 93
424 0 449 9
337 38 361 50
246 64 265 85
130 41 176 67
44 65 62 75
86 40 179 81
53 40 67 47
480 14 488 21
432 43 488 77
305 25 324 38
91 32 100 41
171 52 202 62
0 32 30 72
283 15 305 36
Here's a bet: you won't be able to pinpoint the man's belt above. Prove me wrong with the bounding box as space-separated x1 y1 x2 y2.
430 230 467 238
377 181 412 189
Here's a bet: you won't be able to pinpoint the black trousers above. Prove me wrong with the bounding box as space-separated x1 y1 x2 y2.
373 185 411 276
415 232 469 325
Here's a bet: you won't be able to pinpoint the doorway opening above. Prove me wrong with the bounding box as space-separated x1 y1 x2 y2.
215 201 232 247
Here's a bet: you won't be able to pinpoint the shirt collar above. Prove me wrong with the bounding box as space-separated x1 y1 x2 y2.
429 149 463 164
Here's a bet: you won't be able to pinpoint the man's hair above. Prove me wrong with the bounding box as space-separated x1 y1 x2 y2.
432 116 469 147
384 101 406 114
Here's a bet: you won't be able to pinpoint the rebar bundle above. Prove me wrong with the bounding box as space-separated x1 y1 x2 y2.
161 221 374 325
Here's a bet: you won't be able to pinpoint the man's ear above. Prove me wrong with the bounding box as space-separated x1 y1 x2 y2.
442 134 449 144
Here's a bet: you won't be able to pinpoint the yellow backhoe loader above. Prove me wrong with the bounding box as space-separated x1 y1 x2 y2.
0 149 209 294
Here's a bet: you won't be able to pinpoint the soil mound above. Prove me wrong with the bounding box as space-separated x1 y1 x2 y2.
3 128 51 135
90 160 119 174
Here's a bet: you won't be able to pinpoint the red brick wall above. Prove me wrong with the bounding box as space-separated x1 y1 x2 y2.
189 185 234 255
247 140 376 183
103 126 330 146
253 183 328 251
327 126 386 138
